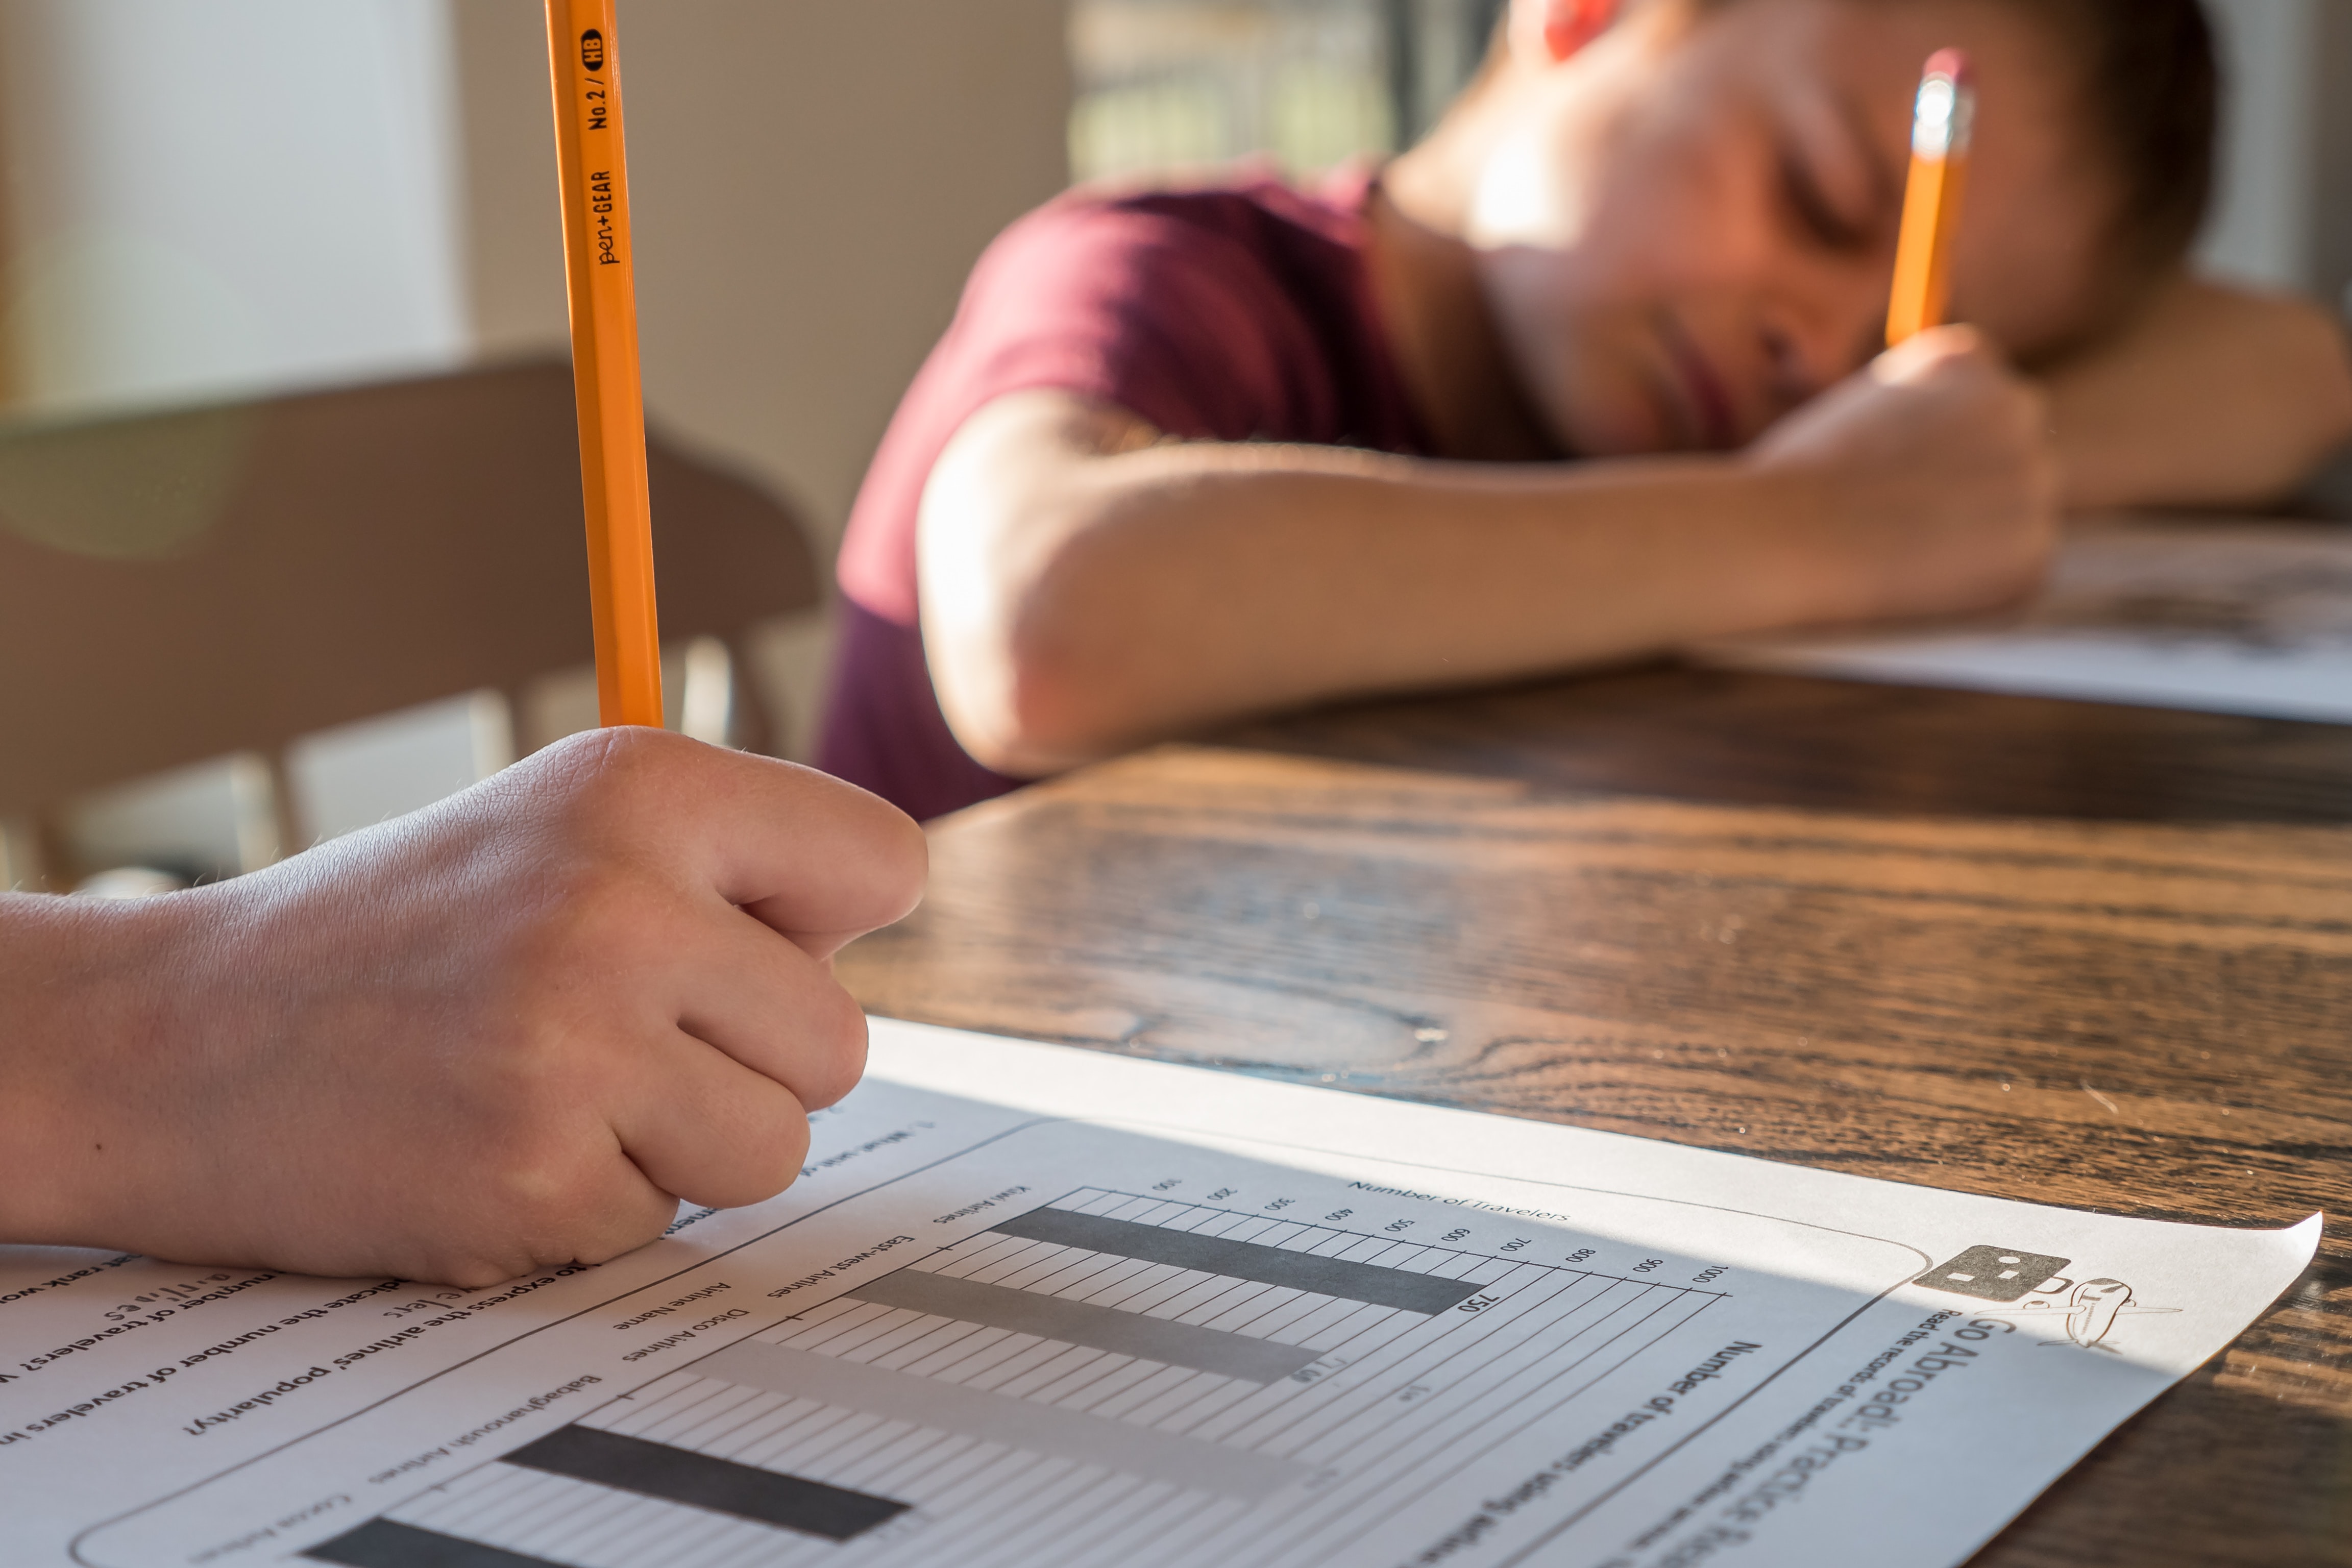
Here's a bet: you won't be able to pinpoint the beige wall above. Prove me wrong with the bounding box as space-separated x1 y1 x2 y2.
453 1 1075 561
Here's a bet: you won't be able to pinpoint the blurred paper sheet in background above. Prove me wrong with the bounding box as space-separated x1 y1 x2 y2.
1695 520 2352 724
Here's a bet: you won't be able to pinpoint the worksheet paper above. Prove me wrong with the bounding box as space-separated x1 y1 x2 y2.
1 1022 2316 1568
1694 519 2352 722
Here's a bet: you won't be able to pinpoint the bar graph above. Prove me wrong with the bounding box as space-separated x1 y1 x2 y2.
501 1426 908 1539
306 1187 1725 1568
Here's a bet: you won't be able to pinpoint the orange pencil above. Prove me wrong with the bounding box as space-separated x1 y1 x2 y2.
1885 48 1975 347
545 0 663 728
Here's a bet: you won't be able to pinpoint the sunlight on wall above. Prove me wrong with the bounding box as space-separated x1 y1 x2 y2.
1068 0 1501 184
1071 1 1392 181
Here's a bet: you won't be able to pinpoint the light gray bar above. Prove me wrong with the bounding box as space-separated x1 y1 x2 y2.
696 1340 1305 1501
845 1268 1320 1384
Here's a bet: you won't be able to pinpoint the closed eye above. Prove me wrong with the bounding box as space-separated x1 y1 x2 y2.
1780 144 1871 253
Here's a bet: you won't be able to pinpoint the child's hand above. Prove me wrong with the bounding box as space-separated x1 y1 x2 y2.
1746 326 2062 623
1 729 925 1285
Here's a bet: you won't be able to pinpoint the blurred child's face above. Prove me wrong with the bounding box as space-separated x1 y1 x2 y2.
1468 0 2116 455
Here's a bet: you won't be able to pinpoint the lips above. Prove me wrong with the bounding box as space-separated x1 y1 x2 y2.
1658 315 1739 451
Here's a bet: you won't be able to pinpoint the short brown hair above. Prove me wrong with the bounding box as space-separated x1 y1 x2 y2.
1712 0 2219 286
2021 0 2217 282
1483 0 2219 289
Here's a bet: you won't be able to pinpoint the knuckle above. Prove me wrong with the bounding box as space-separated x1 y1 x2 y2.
793 986 871 1109
427 1158 605 1285
517 863 668 976
571 1189 677 1267
432 1020 574 1140
591 722 684 785
529 725 689 823
517 728 625 801
488 1150 590 1239
424 1252 525 1290
696 1102 812 1210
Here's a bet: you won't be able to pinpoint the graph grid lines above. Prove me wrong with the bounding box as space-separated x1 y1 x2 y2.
308 1187 1727 1568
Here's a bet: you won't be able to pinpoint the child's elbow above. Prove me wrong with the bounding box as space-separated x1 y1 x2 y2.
2301 313 2352 460
930 608 1144 778
2245 292 2352 492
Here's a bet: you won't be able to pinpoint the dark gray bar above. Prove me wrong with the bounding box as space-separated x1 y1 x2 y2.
992 1208 1483 1315
847 1268 1319 1383
305 1519 565 1568
500 1425 909 1541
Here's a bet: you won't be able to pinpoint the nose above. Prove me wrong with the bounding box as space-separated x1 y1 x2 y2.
1756 322 1820 411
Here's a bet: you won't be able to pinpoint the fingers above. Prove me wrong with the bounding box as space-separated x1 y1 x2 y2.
700 755 928 944
355 731 917 1279
421 1128 683 1288
1871 324 1995 385
666 897 872 1112
509 1161 683 1278
607 1027 818 1211
514 730 928 946
608 891 869 1209
1868 328 2050 457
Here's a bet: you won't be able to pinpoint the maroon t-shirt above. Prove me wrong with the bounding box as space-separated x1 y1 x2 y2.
820 168 1429 820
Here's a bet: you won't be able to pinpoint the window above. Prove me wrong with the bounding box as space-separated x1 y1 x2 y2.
1068 0 1504 183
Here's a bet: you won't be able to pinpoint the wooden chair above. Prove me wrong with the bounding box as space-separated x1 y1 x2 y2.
0 361 821 885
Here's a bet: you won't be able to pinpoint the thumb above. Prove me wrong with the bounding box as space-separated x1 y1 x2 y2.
643 739 927 946
1872 323 1996 387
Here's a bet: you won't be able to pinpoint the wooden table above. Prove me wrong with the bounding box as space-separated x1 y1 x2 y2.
840 664 2352 1567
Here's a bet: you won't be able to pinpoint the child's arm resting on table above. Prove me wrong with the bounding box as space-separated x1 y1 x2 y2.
2047 273 2352 513
922 328 2057 777
0 729 926 1286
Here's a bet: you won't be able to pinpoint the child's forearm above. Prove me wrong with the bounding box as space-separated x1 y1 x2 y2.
2045 275 2352 513
927 443 1810 775
0 896 159 1249
921 355 2053 776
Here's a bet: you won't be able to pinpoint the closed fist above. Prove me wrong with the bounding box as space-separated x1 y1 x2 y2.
1748 326 2062 623
0 728 926 1286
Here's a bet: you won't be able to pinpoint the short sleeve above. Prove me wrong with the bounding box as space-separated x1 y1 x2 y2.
834 188 1359 624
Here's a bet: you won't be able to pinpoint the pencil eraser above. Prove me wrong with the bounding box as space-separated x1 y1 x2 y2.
1913 49 1977 159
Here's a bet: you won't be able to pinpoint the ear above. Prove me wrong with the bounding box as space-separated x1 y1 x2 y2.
1510 0 1623 63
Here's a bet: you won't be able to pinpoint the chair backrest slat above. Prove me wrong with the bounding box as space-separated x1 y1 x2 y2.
0 361 819 816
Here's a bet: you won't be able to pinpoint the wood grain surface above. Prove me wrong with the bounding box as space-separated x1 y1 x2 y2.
1220 664 2352 824
840 667 2352 1566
